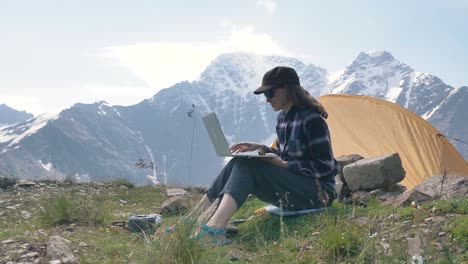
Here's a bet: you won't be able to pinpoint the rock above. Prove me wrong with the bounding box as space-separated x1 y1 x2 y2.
352 216 370 226
21 251 39 259
335 154 364 199
0 177 17 189
166 188 190 197
343 153 406 191
413 176 467 199
18 180 37 187
46 236 77 264
20 210 32 220
383 190 433 207
407 236 424 257
78 242 89 247
1 239 17 244
348 184 408 206
334 175 344 198
157 196 190 216
192 185 208 194
336 154 365 180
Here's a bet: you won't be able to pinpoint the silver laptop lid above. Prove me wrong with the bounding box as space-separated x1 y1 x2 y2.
202 112 232 156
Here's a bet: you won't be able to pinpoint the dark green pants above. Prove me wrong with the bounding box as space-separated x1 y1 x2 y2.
206 157 336 210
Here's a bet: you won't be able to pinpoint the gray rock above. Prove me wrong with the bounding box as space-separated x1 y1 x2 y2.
336 154 364 183
157 196 190 216
383 189 433 207
348 184 407 205
343 153 406 191
335 154 364 200
17 180 37 187
334 175 344 198
413 175 467 199
166 188 190 197
46 236 77 264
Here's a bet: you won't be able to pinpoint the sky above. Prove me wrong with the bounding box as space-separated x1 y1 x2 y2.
1 0 467 115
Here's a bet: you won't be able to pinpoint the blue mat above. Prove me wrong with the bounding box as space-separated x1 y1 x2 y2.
264 205 332 216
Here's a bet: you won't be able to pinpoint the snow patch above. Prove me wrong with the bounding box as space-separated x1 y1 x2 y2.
113 108 122 117
364 50 385 57
144 145 160 185
421 87 459 119
75 173 91 183
404 71 418 108
98 105 107 116
386 87 403 102
39 160 53 171
327 69 345 85
331 74 356 94
0 113 59 146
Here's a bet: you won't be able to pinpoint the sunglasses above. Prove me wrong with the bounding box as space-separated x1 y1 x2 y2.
264 85 282 99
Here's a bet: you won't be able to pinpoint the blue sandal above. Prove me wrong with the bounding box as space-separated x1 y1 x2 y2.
193 224 231 245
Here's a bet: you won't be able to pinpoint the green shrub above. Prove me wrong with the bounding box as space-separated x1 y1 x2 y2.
317 215 363 260
39 194 112 227
111 179 135 189
445 215 468 248
425 198 468 214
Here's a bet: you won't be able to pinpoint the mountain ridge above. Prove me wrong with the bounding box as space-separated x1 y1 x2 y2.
0 51 466 184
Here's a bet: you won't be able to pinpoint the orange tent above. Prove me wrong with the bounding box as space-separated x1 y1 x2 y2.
316 94 468 190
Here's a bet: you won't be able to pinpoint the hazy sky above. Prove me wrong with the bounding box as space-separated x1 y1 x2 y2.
1 0 467 115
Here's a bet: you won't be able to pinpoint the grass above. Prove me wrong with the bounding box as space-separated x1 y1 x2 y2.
1 182 467 263
38 193 113 227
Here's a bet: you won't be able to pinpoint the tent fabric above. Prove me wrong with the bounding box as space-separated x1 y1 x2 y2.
271 94 468 190
314 94 468 190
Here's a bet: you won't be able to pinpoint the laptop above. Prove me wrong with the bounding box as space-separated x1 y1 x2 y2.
202 112 274 158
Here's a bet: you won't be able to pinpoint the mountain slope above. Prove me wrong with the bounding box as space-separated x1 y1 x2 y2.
427 86 468 158
0 104 34 126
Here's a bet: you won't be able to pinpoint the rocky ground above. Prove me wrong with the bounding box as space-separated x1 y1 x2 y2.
0 178 467 263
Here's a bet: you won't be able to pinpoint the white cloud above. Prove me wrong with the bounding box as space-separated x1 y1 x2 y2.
104 26 291 95
256 0 277 14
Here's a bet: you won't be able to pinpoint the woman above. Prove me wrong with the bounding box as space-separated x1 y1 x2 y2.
184 66 339 244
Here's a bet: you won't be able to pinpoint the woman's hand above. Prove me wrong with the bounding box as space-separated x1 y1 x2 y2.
261 153 289 168
230 142 263 153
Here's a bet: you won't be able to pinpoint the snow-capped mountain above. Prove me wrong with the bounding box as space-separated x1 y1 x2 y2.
0 51 465 185
427 86 468 158
328 51 455 117
0 104 34 127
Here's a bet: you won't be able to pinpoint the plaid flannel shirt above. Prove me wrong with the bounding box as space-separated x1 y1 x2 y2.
263 106 339 178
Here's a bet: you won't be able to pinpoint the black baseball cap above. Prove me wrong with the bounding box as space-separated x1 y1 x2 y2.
254 66 300 94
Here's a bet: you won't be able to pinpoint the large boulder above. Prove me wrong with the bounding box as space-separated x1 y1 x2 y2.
157 196 190 216
413 176 467 199
343 153 406 191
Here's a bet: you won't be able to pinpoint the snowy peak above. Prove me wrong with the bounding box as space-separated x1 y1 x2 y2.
353 50 396 66
197 52 328 96
330 50 414 102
